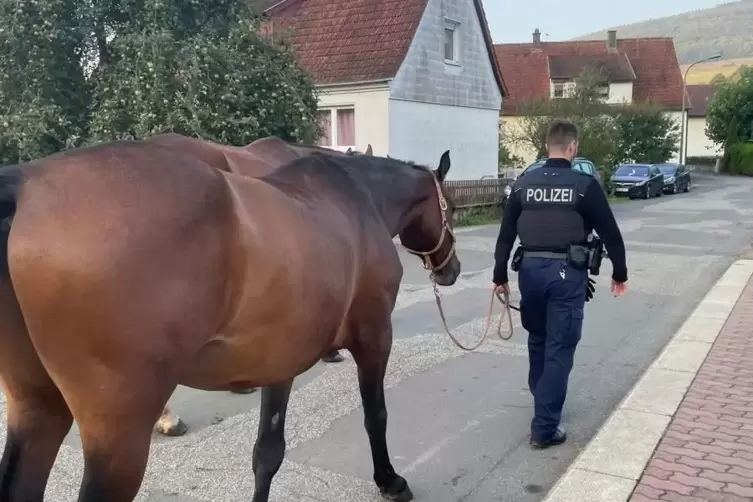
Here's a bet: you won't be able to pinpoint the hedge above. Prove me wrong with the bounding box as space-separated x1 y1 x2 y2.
727 142 753 176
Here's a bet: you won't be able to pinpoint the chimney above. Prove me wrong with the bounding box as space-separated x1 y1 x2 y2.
533 28 541 45
607 30 617 52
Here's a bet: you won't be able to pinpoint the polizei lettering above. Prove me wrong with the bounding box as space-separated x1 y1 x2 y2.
525 186 574 204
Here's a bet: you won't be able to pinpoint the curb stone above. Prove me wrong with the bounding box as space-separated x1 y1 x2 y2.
541 259 753 502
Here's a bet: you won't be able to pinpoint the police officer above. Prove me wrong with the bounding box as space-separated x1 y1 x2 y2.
493 118 628 449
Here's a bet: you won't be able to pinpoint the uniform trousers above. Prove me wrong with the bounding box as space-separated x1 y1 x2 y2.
518 257 587 443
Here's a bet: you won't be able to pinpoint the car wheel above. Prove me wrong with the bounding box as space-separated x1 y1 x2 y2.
643 185 650 199
673 181 678 193
684 180 690 192
657 185 663 197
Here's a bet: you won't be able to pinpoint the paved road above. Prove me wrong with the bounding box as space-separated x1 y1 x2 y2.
4 174 753 501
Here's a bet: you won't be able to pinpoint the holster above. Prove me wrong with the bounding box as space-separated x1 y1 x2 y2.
510 246 524 272
587 234 604 276
566 244 589 271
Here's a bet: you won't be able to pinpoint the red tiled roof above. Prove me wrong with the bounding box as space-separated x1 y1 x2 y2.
260 0 506 96
686 84 717 117
494 37 683 115
548 54 636 82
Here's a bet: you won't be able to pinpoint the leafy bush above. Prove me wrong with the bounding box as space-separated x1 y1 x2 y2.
706 65 753 147
727 142 753 175
612 103 680 164
0 0 322 166
509 67 679 173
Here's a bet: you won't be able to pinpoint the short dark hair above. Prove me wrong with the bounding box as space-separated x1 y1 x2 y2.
546 118 579 150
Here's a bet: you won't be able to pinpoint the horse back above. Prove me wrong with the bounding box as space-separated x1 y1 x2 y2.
8 141 237 358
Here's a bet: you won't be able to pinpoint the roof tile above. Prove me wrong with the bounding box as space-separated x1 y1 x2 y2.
262 0 506 95
495 37 684 115
687 84 717 117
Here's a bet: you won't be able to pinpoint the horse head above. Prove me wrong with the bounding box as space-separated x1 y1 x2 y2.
398 151 460 286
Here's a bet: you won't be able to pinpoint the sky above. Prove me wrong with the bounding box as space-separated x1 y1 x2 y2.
485 0 730 43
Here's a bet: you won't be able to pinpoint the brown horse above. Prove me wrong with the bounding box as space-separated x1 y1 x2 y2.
0 139 459 501
145 134 372 436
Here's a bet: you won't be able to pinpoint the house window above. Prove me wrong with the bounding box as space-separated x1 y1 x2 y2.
596 84 610 98
553 83 565 98
316 108 355 151
444 19 460 64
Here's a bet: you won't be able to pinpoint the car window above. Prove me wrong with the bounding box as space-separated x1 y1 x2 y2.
523 160 546 175
573 162 588 174
658 164 677 175
652 166 660 176
615 165 650 177
584 162 596 176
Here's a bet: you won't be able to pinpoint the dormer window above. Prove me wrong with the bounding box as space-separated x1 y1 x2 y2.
444 19 460 65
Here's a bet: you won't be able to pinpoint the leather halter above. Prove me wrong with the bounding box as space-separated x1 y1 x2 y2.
401 172 457 273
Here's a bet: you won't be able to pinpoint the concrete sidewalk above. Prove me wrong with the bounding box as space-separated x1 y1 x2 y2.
543 259 753 502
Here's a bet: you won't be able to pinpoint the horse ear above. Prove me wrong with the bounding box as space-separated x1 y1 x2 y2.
365 144 373 156
435 150 451 181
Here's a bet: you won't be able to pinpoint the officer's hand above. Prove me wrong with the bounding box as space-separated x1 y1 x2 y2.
611 280 628 297
586 278 596 302
493 283 510 296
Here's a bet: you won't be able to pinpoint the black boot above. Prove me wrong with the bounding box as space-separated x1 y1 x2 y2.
530 427 567 449
321 350 345 363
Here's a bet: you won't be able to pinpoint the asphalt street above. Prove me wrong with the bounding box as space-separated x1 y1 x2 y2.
3 173 753 501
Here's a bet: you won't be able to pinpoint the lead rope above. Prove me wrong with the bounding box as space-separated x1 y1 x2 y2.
431 279 515 351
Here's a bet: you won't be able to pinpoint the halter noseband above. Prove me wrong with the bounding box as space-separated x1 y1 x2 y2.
401 172 457 273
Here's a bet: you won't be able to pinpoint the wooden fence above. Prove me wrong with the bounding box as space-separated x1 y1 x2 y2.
445 178 511 208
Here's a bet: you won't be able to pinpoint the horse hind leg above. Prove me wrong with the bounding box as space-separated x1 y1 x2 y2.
155 405 188 437
73 381 177 502
251 380 293 502
350 327 413 502
0 283 73 501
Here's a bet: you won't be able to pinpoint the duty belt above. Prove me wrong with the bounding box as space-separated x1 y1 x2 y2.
523 251 568 259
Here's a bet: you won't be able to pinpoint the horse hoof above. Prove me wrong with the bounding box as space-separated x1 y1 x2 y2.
380 476 413 502
322 352 345 363
229 387 258 394
157 418 188 437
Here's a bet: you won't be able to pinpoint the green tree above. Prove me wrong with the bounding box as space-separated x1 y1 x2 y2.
0 0 322 166
510 67 617 171
706 65 753 146
612 103 680 164
0 0 90 165
87 0 321 145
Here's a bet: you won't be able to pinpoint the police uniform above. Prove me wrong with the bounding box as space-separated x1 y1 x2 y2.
493 157 627 447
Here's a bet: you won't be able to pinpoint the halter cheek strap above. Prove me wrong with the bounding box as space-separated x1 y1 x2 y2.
401 172 457 273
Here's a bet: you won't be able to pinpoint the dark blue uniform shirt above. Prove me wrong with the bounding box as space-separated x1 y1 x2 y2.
493 158 628 284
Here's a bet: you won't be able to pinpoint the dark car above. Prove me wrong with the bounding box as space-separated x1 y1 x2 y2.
656 163 692 194
610 163 664 199
504 156 603 202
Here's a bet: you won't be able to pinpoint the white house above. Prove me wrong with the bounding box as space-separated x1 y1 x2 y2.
256 0 507 180
684 84 723 161
494 30 686 166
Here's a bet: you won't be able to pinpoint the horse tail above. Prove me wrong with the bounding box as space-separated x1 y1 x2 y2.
0 166 23 280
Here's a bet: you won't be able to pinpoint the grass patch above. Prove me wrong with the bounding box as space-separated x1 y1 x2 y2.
608 195 631 204
453 205 502 227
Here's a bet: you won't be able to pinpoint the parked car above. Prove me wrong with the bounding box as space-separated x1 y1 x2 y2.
656 163 692 194
610 163 664 199
502 156 603 202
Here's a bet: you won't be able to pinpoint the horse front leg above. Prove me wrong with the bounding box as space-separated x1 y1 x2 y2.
351 326 413 502
251 380 293 502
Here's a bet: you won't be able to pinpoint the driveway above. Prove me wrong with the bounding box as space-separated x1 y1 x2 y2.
4 174 753 501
